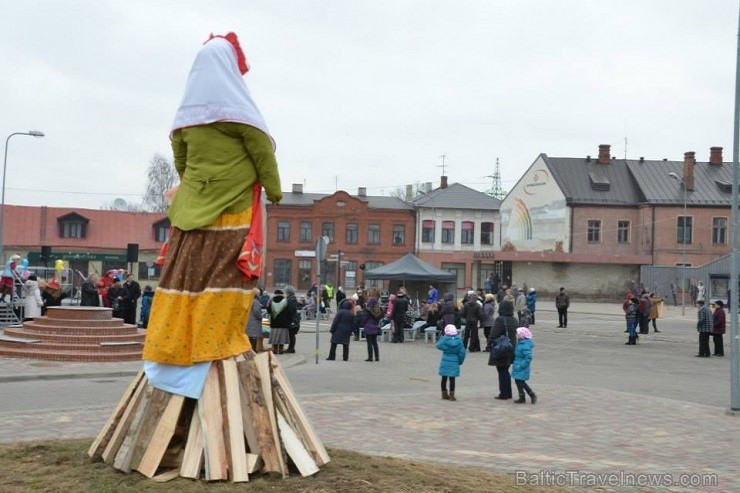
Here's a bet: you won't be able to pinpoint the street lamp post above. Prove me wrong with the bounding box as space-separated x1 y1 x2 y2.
668 172 687 316
1 131 45 261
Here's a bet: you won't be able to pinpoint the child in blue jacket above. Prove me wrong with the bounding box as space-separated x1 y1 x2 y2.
512 326 537 404
436 324 466 401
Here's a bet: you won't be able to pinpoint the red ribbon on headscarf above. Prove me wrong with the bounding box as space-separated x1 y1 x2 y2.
237 183 264 281
204 32 250 75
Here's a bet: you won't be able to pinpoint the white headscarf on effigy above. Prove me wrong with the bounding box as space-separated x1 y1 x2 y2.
171 35 275 150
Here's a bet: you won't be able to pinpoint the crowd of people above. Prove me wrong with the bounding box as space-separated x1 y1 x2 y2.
251 279 541 405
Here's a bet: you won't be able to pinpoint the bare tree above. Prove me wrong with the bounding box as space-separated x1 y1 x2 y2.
143 153 179 213
100 200 146 212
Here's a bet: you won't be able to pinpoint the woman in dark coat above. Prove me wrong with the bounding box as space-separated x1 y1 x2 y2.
487 299 518 400
327 299 356 361
107 280 125 319
712 300 726 356
358 297 382 362
439 293 457 327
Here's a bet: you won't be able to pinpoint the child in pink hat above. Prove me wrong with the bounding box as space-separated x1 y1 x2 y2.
512 326 537 404
436 324 466 401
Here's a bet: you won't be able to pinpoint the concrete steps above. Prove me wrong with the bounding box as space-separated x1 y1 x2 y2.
0 306 144 362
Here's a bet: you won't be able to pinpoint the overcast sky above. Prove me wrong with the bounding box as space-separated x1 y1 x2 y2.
1 1 737 209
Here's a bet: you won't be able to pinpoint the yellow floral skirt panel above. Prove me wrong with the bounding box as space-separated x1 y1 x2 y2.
142 207 257 365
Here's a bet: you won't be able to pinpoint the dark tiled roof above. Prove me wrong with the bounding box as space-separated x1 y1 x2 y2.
544 155 734 207
279 192 413 210
412 182 501 210
543 156 642 206
627 159 733 206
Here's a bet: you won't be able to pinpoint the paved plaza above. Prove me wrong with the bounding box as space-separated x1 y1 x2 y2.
0 301 738 492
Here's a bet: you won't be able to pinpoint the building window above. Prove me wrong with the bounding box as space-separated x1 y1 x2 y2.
322 222 334 241
277 221 290 242
480 222 494 245
421 220 435 243
368 224 380 244
60 221 85 239
617 220 630 244
441 221 455 244
155 225 168 242
392 225 405 245
713 217 727 245
273 259 292 286
441 262 465 288
299 221 312 242
461 221 475 245
677 216 692 244
587 220 601 243
346 223 358 244
138 262 162 280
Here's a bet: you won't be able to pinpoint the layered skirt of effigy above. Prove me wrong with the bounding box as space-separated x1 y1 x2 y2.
88 207 329 482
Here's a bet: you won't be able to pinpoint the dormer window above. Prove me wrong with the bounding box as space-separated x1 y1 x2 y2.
57 212 89 239
153 218 171 243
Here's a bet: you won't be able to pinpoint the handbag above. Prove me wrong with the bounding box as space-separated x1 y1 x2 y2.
488 318 513 365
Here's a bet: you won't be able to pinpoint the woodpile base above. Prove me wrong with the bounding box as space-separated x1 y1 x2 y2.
88 352 329 482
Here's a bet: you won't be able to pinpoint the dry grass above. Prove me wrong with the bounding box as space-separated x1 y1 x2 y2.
0 439 569 493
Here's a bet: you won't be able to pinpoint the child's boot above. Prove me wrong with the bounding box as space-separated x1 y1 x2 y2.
449 391 456 401
441 389 449 400
514 391 526 404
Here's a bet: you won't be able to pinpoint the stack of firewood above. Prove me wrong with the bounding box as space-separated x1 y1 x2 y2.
88 352 329 482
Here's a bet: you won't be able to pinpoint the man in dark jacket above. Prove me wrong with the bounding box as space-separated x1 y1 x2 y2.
462 291 482 351
391 288 410 343
285 285 301 353
555 287 570 328
80 273 100 307
122 274 141 325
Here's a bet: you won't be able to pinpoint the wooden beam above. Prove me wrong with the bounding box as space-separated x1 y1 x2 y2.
277 411 319 477
97 371 147 463
179 403 204 479
136 394 185 478
236 355 283 475
222 358 249 482
113 384 153 472
199 364 228 480
271 356 330 465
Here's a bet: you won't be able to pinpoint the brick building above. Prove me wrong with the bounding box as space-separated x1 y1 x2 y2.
499 144 733 299
265 185 415 292
0 205 168 290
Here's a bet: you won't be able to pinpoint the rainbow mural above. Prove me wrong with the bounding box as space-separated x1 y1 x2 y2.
510 197 533 241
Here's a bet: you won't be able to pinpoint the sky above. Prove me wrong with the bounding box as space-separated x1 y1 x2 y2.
1 1 738 209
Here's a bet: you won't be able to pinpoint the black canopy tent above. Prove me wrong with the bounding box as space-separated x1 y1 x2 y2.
364 253 456 282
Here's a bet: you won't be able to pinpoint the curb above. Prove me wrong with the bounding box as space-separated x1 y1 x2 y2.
0 355 308 384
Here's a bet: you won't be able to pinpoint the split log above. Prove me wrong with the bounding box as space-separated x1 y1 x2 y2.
100 373 148 464
135 393 185 477
236 355 283 475
199 364 228 480
113 384 154 472
276 412 319 477
221 358 249 482
179 403 204 479
88 370 144 460
271 357 330 465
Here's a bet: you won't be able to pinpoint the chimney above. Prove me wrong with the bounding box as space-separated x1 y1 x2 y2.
357 187 367 197
682 151 695 191
292 183 303 194
597 144 611 164
405 184 413 201
440 176 448 189
709 146 723 165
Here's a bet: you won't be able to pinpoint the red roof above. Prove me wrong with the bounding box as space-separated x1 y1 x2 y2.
2 205 167 252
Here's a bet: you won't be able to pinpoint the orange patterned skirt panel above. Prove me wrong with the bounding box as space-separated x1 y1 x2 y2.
142 207 257 365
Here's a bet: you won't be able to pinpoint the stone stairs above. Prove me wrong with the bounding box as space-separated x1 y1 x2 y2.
0 306 145 362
